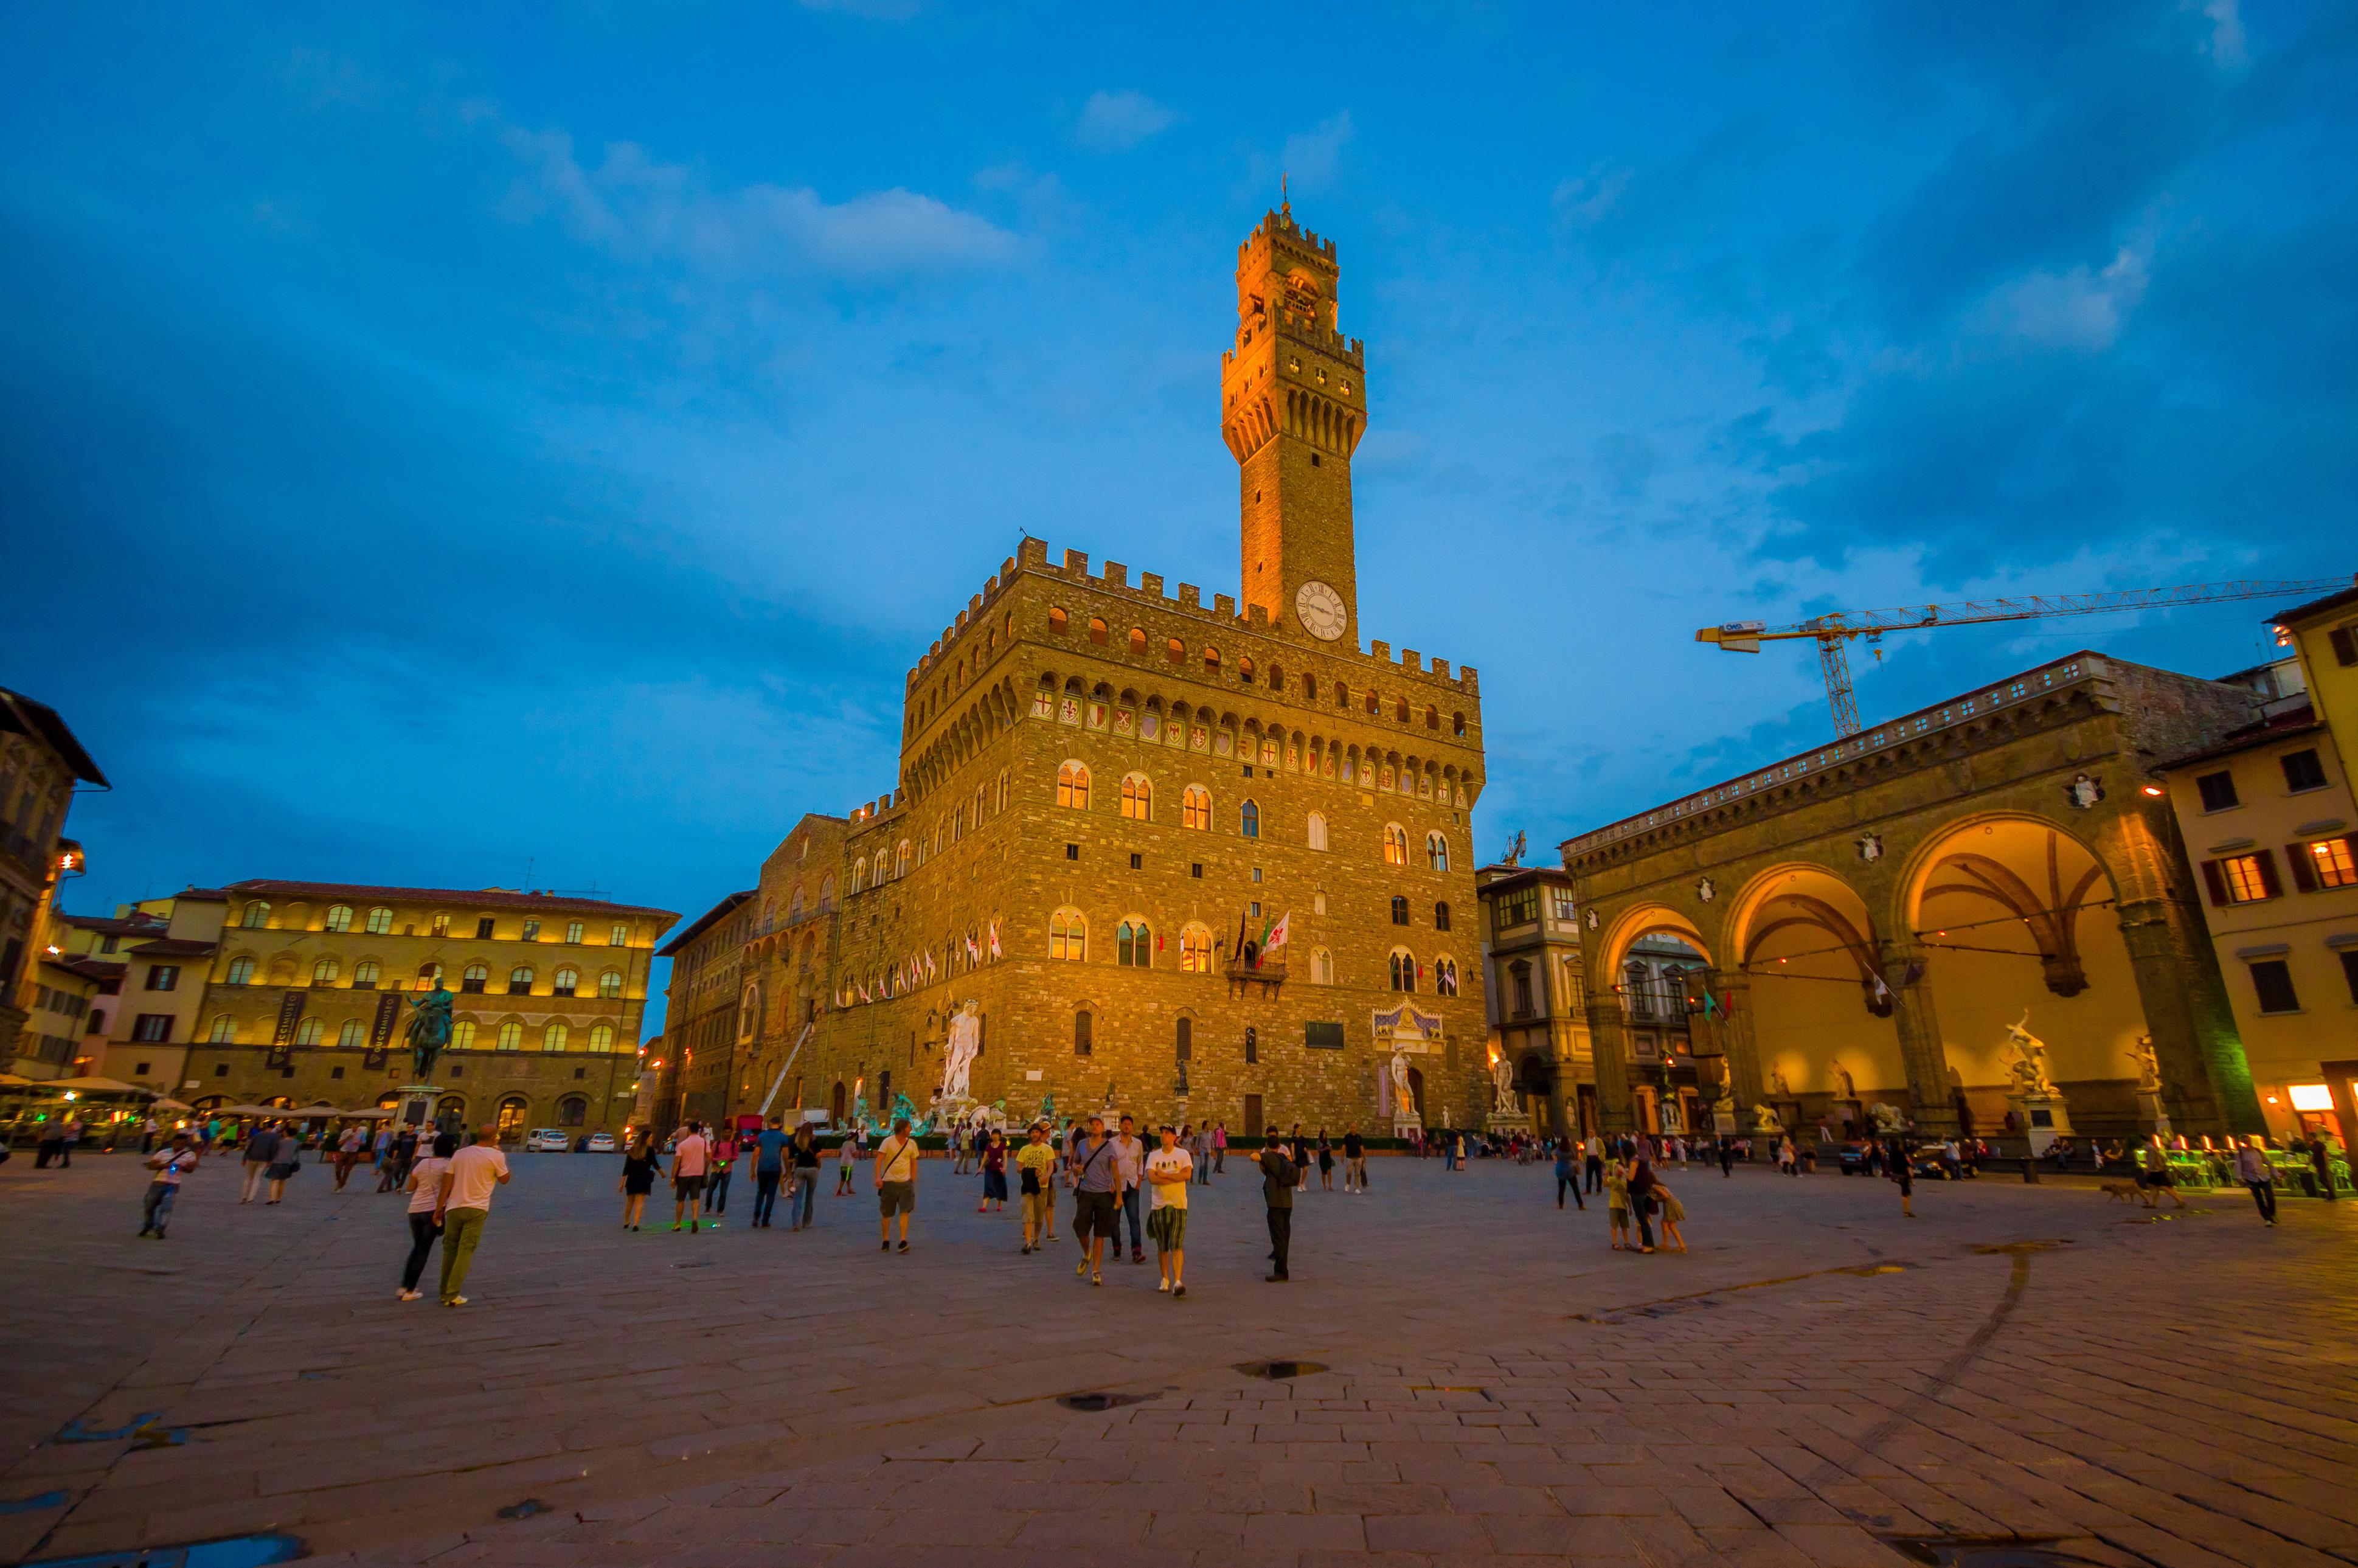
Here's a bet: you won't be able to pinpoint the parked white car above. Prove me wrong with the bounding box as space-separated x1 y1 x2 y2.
524 1129 570 1153
586 1131 617 1153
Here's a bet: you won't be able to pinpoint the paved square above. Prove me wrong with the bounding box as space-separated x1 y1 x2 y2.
4 1150 2354 1567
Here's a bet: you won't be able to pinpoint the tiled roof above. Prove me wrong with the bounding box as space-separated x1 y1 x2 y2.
223 879 679 923
0 688 107 786
657 891 757 957
2159 704 2322 773
63 913 170 937
2268 582 2358 627
127 938 220 959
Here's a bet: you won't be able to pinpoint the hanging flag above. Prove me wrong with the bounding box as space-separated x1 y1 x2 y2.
1264 911 1289 950
988 920 1001 959
965 931 980 963
1870 971 1893 1005
925 949 937 979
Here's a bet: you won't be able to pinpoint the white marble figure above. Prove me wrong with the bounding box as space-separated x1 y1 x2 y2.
940 999 981 1101
2133 1033 2161 1094
1390 1050 1416 1119
1490 1054 1517 1114
1868 1101 1905 1135
1751 1101 1783 1136
2001 1011 2057 1097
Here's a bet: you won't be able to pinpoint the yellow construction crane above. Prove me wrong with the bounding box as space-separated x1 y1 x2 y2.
1696 575 2354 738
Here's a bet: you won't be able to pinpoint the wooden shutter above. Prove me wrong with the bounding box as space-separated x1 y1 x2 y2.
2288 844 2319 893
2201 859 2229 906
2332 625 2358 667
2255 849 2283 898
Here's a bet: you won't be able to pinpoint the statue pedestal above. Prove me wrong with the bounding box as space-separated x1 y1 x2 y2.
1392 1116 1424 1142
2136 1088 2171 1141
2009 1091 2074 1156
1483 1109 1532 1136
394 1084 437 1128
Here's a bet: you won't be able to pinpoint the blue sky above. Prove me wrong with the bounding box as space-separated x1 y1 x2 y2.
5 3 2352 1032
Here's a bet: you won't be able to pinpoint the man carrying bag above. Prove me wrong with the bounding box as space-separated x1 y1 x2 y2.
1258 1136 1296 1282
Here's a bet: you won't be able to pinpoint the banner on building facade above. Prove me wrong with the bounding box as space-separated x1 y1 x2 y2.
364 990 400 1070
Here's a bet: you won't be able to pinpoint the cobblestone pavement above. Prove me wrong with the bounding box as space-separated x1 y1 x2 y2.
3 1148 2354 1567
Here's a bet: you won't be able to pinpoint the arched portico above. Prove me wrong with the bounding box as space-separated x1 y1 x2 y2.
1729 863 1911 1137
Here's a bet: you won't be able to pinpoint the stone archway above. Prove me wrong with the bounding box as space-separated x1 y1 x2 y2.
1729 864 1910 1138
1588 905 1716 1136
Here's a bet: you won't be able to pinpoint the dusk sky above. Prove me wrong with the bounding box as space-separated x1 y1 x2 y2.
5 4 2351 1033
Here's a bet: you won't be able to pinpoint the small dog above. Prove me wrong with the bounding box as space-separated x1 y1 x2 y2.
2100 1181 2140 1202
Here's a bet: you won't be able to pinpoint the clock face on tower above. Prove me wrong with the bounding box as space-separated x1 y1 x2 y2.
1295 580 1348 642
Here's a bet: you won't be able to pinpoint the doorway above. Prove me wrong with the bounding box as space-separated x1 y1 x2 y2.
1406 1067 1426 1122
1243 1094 1263 1137
495 1096 529 1144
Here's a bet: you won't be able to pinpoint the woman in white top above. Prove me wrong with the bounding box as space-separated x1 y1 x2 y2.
398 1132 458 1302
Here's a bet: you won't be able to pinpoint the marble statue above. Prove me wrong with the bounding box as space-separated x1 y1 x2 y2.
1489 1053 1517 1114
940 999 981 1101
1751 1101 1783 1136
2002 1011 2057 1097
1868 1101 1905 1135
2133 1033 2161 1094
1389 1051 1416 1119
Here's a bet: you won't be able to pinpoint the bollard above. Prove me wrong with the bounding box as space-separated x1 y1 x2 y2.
2022 1156 2039 1184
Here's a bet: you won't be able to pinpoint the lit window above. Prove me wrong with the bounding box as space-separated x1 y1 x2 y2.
1204 646 1221 675
225 957 255 986
337 1020 364 1049
509 966 535 995
1240 799 1260 839
1050 607 1069 634
1181 924 1213 974
1117 920 1152 968
1128 628 1147 656
241 902 269 929
1384 824 1409 866
365 907 394 935
598 970 623 999
460 964 487 994
588 1023 615 1052
1306 811 1328 851
1089 617 1108 645
895 842 911 879
1182 786 1212 830
1050 909 1087 961
312 958 339 985
552 968 578 997
522 920 541 941
451 1021 476 1051
430 913 450 937
1120 774 1152 820
851 858 868 894
609 923 629 945
296 1018 323 1047
1058 761 1091 810
543 1021 569 1052
496 1022 521 1051
1165 637 1184 664
324 904 353 932
566 921 584 944
2218 854 2277 903
352 960 380 989
1427 832 1449 872
207 1016 237 1043
414 963 442 991
2306 838 2357 889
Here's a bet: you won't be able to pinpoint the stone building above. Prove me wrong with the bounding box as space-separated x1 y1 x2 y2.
1475 860 1593 1139
660 208 1491 1139
653 889 754 1131
0 687 107 1074
68 890 227 1089
2152 586 2358 1146
1561 652 2269 1147
175 880 676 1140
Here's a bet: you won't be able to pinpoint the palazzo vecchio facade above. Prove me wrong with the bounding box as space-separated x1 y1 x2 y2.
660 207 1489 1139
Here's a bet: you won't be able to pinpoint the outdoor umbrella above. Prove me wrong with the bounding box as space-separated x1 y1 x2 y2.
44 1076 156 1096
152 1098 195 1111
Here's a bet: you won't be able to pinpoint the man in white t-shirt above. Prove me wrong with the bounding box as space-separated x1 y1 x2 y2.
1145 1125 1193 1299
434 1125 511 1306
671 1122 712 1233
139 1132 200 1239
873 1117 921 1254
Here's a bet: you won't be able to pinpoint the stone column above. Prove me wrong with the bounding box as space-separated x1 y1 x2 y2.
2117 896 2264 1137
1883 940 1960 1137
1714 970 1766 1127
1544 1018 1576 1139
1586 999 1635 1134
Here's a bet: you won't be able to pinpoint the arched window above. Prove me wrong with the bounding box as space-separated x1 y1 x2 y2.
311 957 339 985
324 904 353 932
1425 705 1439 730
1049 607 1069 634
558 1096 588 1128
1074 1010 1093 1056
1128 628 1147 656
1427 831 1449 871
1203 646 1221 675
1057 761 1091 809
225 957 255 985
789 886 805 920
337 1019 364 1049
462 963 489 994
207 1016 237 1043
495 1021 521 1051
1182 786 1212 830
1088 617 1108 645
1303 675 1318 700
1238 656 1254 685
851 858 867 894
1240 799 1260 839
1120 774 1151 820
588 1023 616 1052
1390 950 1417 993
451 1020 476 1051
295 1018 323 1047
241 902 270 929
1435 957 1460 997
1394 697 1410 723
1391 895 1409 925
496 1096 529 1142
598 970 623 999
552 968 578 997
508 966 534 995
1175 1016 1192 1060
543 1021 569 1052
1306 811 1328 851
1117 920 1152 968
894 841 911 879
1311 948 1334 985
414 963 442 991
1453 710 1467 737
1384 824 1409 866
1050 909 1086 961
1180 924 1213 974
352 960 380 988
819 874 835 910
365 907 395 935
1435 901 1452 931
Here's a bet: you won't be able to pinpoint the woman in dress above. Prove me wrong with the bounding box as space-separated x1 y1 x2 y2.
1656 1178 1687 1252
619 1134 662 1230
264 1126 303 1204
1316 1129 1335 1192
1626 1155 1660 1254
980 1129 1010 1213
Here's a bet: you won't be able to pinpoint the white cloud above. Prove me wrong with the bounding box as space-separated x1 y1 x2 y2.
2197 0 2248 68
498 125 1018 277
1075 90 1176 153
1280 113 1354 192
1552 165 1632 226
1985 244 2151 350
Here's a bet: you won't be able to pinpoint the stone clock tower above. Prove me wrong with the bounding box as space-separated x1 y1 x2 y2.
1221 203 1365 645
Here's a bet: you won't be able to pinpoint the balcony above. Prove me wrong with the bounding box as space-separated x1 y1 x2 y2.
1223 957 1285 994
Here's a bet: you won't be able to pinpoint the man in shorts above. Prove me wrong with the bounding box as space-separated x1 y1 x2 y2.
1145 1124 1193 1297
1016 1122 1058 1253
1068 1115 1119 1286
1342 1126 1367 1193
670 1120 710 1233
874 1115 920 1252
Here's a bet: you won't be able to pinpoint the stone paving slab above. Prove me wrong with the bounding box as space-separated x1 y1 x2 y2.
2 1152 2354 1566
